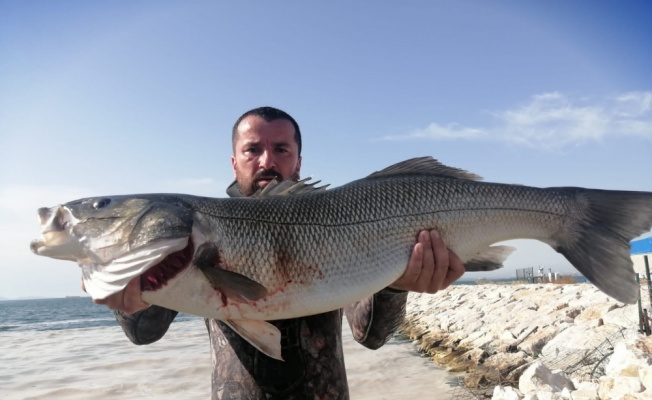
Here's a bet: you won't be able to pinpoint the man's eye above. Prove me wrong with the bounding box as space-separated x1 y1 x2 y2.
275 148 288 153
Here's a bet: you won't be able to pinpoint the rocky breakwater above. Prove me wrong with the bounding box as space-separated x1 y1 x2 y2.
401 283 652 399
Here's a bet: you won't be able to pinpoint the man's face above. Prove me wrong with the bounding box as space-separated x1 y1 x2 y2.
231 115 302 197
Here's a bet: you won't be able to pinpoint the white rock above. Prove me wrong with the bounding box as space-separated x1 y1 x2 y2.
598 376 644 398
567 381 599 400
605 337 652 385
573 380 600 392
574 302 619 324
559 387 572 399
501 330 517 340
492 385 523 400
567 389 599 400
523 391 562 400
519 362 575 394
602 304 638 329
540 323 622 361
518 326 561 357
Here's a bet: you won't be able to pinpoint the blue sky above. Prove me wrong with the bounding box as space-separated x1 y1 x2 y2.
1 1 651 298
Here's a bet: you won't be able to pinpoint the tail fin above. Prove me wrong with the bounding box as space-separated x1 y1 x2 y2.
557 189 652 304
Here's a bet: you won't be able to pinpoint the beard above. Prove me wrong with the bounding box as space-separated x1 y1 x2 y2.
237 169 299 197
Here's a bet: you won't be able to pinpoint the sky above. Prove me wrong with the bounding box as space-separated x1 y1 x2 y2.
1 1 651 299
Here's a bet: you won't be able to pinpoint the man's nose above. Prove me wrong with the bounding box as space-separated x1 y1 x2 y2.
258 150 276 169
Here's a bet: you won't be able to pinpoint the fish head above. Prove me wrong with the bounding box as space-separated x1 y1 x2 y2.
31 195 194 299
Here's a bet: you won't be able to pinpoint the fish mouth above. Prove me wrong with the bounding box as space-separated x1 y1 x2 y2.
140 238 195 291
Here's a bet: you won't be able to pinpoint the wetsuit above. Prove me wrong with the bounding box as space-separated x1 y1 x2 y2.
114 182 408 400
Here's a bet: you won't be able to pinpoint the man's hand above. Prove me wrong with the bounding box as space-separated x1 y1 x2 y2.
389 230 464 294
84 277 150 315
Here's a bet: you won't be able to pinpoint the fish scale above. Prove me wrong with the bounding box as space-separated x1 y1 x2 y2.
31 157 652 359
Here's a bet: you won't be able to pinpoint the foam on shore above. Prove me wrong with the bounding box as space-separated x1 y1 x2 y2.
1 316 457 399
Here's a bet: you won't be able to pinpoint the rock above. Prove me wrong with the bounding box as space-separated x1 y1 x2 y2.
598 376 644 398
464 352 529 388
567 389 599 400
562 306 584 321
454 329 484 346
565 381 599 400
502 330 517 340
523 391 563 400
567 287 612 308
518 362 574 394
602 304 638 329
493 385 523 400
606 335 652 390
540 323 622 359
461 347 489 364
518 326 561 357
403 285 652 398
574 302 619 324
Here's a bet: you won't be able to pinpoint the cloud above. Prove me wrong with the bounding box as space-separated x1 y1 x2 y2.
382 122 486 141
614 91 652 117
384 91 652 149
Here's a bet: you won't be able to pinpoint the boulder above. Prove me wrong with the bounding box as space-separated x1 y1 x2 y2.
598 376 644 398
492 385 523 400
518 362 574 394
574 302 619 324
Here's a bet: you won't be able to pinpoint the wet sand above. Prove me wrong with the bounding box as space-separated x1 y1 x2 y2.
0 317 456 399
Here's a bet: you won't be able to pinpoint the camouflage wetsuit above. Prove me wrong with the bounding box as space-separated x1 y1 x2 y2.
114 182 409 400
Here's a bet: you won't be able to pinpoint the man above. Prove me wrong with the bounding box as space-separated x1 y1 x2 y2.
99 107 465 399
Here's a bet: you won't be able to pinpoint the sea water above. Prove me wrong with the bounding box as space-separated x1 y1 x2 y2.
0 297 456 399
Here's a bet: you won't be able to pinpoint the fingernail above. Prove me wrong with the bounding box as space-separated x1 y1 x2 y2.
431 230 440 239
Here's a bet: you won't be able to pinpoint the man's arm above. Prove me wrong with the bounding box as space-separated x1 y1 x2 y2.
93 277 177 345
114 306 179 345
344 230 465 349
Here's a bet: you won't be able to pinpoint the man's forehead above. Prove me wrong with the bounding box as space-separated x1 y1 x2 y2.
238 136 292 146
235 117 297 146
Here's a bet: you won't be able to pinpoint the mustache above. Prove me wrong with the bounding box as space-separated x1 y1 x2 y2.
253 169 283 181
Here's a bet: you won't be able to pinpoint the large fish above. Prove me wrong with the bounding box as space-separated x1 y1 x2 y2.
31 157 652 359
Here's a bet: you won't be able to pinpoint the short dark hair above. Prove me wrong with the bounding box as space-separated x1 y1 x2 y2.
231 106 302 155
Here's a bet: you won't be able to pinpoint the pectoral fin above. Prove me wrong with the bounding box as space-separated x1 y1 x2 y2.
464 245 516 271
201 267 268 302
194 243 268 302
224 319 283 361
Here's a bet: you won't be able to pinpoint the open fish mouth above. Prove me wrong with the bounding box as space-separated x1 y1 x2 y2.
140 238 194 291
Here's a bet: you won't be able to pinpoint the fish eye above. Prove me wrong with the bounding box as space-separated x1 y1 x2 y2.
93 199 111 209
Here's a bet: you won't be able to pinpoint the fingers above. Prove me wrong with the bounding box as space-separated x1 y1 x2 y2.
388 231 432 292
389 229 464 294
413 231 434 292
91 278 149 315
427 230 448 293
441 251 465 289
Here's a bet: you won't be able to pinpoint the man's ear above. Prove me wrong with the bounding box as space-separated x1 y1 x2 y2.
231 155 237 178
295 156 302 176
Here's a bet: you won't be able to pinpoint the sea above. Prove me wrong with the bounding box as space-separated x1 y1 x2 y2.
0 276 589 332
0 296 196 332
0 296 457 399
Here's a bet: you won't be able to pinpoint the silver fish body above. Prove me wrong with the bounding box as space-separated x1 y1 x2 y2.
30 158 652 358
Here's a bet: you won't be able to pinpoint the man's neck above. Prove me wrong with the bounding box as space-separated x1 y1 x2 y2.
226 180 245 198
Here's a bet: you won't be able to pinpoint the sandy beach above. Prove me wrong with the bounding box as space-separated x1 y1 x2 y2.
4 283 650 399
0 316 456 400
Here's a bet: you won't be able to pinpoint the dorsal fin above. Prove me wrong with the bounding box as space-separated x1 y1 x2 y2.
365 157 482 181
255 177 330 197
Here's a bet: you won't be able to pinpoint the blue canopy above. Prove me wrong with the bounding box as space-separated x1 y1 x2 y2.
632 237 652 255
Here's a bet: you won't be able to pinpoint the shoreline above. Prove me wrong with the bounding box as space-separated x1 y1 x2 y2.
1 314 458 400
400 283 652 398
